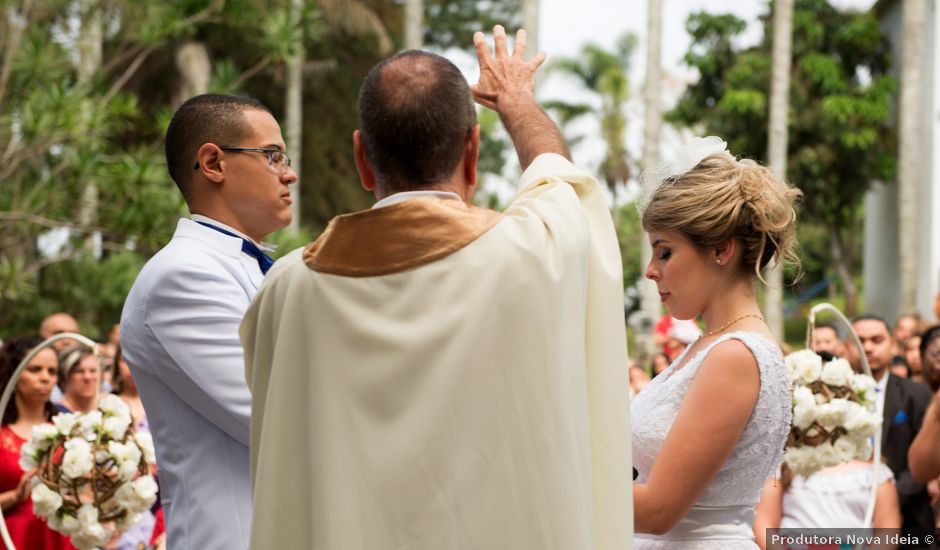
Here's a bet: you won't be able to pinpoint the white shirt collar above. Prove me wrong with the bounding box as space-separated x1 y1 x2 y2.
874 370 889 413
372 190 463 210
190 214 278 253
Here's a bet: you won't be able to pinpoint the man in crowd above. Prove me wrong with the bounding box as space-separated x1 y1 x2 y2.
121 94 296 550
39 312 79 351
850 315 933 547
894 313 922 358
811 321 844 358
242 26 632 550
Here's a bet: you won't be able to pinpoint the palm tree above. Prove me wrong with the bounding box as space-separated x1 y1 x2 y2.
638 0 663 363
764 0 794 340
898 0 926 314
545 33 637 196
404 0 423 50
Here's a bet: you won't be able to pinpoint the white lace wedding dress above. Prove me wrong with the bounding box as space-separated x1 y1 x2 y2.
632 331 792 549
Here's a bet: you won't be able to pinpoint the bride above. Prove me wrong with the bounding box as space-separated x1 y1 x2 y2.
631 137 801 548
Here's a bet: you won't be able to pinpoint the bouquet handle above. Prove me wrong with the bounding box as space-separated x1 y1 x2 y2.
805 303 880 528
0 333 98 550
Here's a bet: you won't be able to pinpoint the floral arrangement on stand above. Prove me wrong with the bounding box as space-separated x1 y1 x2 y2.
19 394 157 549
784 349 882 477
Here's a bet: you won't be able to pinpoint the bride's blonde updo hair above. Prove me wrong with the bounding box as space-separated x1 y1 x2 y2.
642 153 802 282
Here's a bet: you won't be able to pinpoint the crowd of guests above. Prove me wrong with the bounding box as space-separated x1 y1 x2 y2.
0 313 164 550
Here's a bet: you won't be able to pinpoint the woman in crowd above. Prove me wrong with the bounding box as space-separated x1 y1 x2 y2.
753 462 900 548
631 137 800 547
906 333 923 384
649 352 671 378
0 335 75 549
918 326 940 392
55 345 100 413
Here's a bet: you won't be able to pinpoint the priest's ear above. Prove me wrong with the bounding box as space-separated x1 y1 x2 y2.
353 130 377 192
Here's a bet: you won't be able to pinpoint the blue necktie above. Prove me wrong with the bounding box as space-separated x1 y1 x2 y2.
196 221 274 274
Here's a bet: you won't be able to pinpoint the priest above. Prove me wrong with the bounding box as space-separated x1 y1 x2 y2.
241 26 633 550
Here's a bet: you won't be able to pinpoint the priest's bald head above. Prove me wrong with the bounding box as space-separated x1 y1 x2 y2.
354 51 480 202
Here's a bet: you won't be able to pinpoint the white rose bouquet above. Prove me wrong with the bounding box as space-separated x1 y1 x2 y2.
19 394 157 549
783 349 882 477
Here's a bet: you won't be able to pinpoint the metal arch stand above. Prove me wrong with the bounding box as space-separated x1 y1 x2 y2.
0 333 98 550
805 303 880 528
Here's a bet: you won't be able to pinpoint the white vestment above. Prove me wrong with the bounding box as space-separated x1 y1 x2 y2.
241 153 634 549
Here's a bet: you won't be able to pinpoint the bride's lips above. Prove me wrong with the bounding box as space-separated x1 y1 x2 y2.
659 292 670 303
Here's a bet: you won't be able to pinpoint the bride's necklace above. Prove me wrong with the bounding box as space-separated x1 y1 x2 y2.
700 313 764 340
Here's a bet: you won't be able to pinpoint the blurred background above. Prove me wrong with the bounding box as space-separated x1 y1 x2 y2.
2 0 936 365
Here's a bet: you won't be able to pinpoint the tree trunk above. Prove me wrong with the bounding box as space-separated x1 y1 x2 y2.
637 0 662 364
898 0 926 314
172 41 211 109
764 0 793 340
831 231 858 317
404 0 423 50
521 0 539 63
77 0 102 257
286 0 304 231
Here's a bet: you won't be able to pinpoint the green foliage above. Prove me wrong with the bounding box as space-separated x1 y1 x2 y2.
0 0 533 339
421 0 521 50
668 0 895 314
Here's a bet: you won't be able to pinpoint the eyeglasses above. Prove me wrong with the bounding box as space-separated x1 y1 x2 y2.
193 147 292 176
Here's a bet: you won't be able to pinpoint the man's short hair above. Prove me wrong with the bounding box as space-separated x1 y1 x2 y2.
165 94 271 201
358 50 478 192
813 321 842 340
852 313 892 335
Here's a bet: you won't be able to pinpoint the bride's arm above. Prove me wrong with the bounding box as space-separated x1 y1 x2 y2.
633 339 761 534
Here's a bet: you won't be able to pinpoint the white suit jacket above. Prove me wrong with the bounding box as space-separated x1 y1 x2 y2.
121 218 263 550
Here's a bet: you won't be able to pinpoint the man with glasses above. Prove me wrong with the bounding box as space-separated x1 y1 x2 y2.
121 94 296 550
242 27 632 549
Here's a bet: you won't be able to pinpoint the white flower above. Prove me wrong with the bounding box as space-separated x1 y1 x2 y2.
48 512 81 535
29 423 59 451
19 441 39 471
52 412 80 436
815 398 851 429
854 435 874 461
31 483 63 517
843 402 882 438
76 502 99 530
785 446 822 477
98 394 130 419
131 475 158 508
816 440 841 468
793 386 816 408
793 402 817 430
851 373 877 405
135 432 156 465
786 349 823 384
673 136 732 175
103 414 131 441
78 410 102 441
72 514 111 550
108 440 142 481
115 475 158 513
821 358 855 387
833 436 857 463
62 437 94 479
